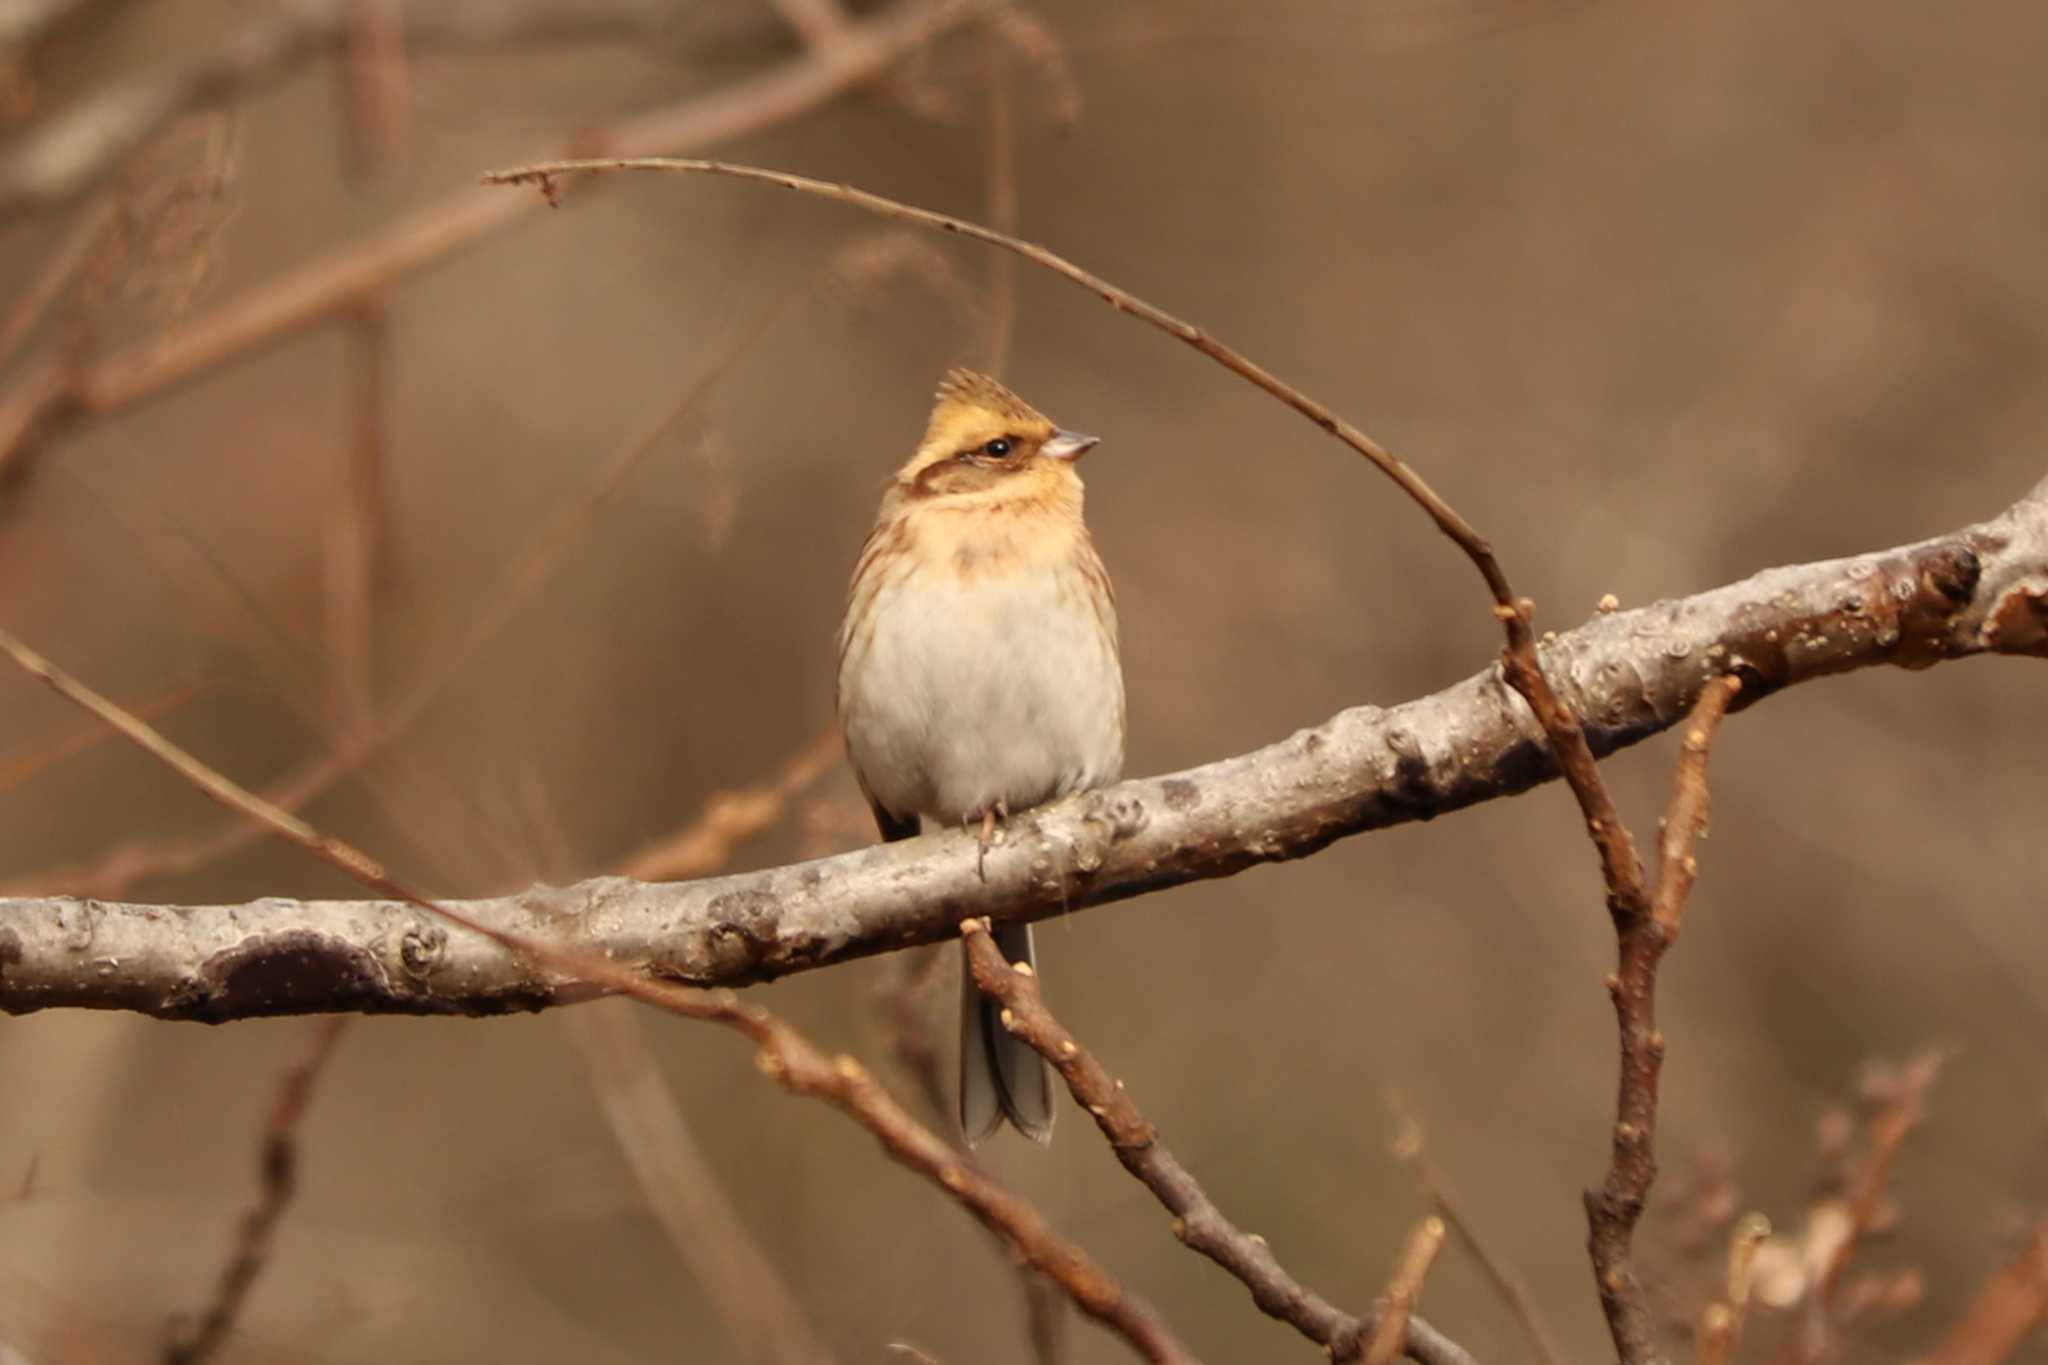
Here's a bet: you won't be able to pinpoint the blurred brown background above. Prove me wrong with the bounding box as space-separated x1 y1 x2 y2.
1 1 2045 1361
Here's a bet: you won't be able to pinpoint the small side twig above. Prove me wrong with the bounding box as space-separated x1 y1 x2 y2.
0 626 1197 1365
163 1015 348 1365
961 920 1479 1365
1585 674 1742 1365
1361 1217 1448 1365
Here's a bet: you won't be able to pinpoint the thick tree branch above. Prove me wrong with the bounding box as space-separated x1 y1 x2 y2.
3 480 2041 1018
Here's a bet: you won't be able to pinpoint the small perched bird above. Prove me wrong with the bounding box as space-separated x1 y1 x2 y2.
836 369 1124 1143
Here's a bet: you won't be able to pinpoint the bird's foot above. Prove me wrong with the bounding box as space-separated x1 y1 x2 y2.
973 802 1008 882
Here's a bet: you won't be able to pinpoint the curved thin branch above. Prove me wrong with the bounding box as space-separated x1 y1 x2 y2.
3 478 2041 1019
481 156 1510 608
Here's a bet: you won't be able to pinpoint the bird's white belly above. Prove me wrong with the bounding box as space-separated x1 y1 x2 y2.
841 565 1123 824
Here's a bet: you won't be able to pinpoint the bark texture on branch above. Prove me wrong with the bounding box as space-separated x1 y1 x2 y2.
2 479 2043 1020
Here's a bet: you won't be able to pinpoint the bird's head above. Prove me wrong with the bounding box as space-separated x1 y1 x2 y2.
895 369 1099 512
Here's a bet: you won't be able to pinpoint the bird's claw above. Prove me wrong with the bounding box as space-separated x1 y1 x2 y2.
974 803 1007 882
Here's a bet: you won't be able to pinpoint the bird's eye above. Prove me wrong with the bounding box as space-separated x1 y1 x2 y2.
982 438 1012 457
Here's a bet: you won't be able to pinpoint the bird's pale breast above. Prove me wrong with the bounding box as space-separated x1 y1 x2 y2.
839 533 1122 825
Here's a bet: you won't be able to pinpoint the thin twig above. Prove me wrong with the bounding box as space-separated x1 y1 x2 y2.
960 920 1479 1365
1361 1217 1448 1365
1585 674 1742 1364
163 1015 349 1365
0 627 1199 1365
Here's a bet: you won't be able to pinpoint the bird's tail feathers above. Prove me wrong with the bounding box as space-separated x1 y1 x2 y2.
959 921 1055 1144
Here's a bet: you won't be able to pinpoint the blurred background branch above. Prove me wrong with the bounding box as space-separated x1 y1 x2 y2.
0 0 976 472
0 0 858 219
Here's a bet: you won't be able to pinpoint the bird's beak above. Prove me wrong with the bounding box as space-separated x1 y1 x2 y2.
1040 429 1100 461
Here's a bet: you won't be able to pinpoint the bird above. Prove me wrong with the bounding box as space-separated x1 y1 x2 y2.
836 368 1124 1143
